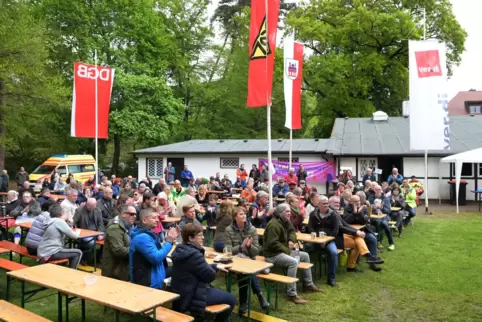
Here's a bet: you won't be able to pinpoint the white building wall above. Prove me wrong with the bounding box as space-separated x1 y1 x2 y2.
137 153 332 194
338 157 356 174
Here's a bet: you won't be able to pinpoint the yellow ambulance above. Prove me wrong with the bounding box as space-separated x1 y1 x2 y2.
29 154 96 189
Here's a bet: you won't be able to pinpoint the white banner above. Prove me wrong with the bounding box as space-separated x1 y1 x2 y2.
409 40 450 151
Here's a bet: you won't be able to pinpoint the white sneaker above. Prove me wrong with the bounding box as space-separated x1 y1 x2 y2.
388 244 395 251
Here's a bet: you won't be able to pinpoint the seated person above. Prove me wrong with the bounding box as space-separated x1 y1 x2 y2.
37 203 82 269
401 180 417 225
73 198 105 265
102 205 137 281
234 176 247 189
264 203 321 304
308 195 341 287
241 184 257 203
249 191 272 228
25 199 56 255
287 193 306 232
11 191 41 246
334 182 345 197
224 207 269 313
37 188 52 206
340 190 352 210
1 191 20 239
171 180 186 204
179 205 203 234
18 181 36 200
97 187 116 226
299 180 310 200
213 201 234 252
389 187 405 237
54 177 67 192
195 184 209 206
221 174 233 194
272 178 289 197
175 187 200 218
341 195 383 271
304 192 319 216
171 223 236 322
288 182 297 193
368 185 395 251
198 194 218 227
284 168 298 185
130 209 179 288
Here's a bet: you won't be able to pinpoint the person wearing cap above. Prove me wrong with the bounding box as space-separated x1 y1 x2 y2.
102 205 137 281
288 181 297 193
284 168 298 186
272 178 289 197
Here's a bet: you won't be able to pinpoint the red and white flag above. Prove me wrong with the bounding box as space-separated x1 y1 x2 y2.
284 33 303 129
71 62 115 138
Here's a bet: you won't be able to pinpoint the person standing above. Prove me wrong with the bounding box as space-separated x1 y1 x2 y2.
165 162 176 184
236 164 248 182
130 209 179 289
296 165 308 183
249 164 261 185
97 187 116 226
1 170 9 192
15 167 29 188
102 205 137 281
180 165 194 188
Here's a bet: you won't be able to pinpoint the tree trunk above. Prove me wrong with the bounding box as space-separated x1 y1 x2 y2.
0 79 6 171
111 134 121 176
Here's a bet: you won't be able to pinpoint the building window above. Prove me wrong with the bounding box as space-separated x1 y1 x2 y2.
451 163 473 177
278 158 299 163
359 158 377 178
469 105 481 114
147 158 163 178
220 158 239 169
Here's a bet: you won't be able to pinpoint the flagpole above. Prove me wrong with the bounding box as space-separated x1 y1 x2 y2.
289 129 293 169
265 0 273 209
94 49 99 185
422 8 429 214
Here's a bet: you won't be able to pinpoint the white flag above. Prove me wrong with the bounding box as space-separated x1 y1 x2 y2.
409 40 450 151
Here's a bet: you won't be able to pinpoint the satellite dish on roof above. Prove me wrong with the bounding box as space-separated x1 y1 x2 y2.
372 111 389 121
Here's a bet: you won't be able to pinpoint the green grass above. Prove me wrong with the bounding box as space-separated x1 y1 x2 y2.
2 212 482 321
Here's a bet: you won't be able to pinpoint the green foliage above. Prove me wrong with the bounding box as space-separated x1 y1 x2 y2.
287 0 467 137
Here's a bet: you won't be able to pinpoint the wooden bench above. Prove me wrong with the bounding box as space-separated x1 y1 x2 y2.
0 241 68 265
149 307 194 322
0 258 28 300
258 273 299 311
0 300 51 322
95 240 104 246
255 256 313 269
0 247 9 255
205 304 231 314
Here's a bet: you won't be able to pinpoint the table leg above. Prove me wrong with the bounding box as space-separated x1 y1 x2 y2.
114 310 120 322
152 306 157 322
6 275 10 301
247 275 252 320
81 299 86 321
93 244 97 272
21 280 25 308
57 292 63 322
226 272 232 293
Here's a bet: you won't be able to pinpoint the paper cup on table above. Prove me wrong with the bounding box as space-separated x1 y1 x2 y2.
84 275 98 286
76 229 82 237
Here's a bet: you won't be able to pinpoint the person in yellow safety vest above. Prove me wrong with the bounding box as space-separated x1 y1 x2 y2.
408 176 424 205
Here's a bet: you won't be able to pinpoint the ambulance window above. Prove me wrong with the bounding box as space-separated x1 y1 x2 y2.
81 164 95 172
57 166 67 175
68 165 82 174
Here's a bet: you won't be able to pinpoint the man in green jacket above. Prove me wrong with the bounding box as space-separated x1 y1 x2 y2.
263 204 321 304
101 205 137 281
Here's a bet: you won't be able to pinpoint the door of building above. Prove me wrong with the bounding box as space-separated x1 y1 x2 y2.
166 158 184 182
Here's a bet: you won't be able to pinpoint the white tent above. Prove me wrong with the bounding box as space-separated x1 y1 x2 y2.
439 148 482 213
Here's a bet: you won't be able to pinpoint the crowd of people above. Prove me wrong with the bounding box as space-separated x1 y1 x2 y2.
0 164 423 321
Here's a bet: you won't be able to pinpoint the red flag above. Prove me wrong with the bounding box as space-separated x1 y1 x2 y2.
71 62 115 138
284 34 304 129
247 0 280 107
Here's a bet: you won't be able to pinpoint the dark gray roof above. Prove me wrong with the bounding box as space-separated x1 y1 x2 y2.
133 139 336 155
330 115 482 156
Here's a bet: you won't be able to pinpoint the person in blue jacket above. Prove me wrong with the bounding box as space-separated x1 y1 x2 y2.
129 208 179 289
387 168 403 185
272 178 289 197
180 165 194 188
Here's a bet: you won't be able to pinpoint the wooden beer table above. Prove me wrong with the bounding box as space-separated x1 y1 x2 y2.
256 228 334 244
7 264 179 322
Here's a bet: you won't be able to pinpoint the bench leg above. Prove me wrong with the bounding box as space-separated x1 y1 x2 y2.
81 299 86 321
226 272 232 293
93 245 97 272
57 292 63 322
115 310 120 322
6 275 10 301
65 295 69 322
20 280 25 308
247 276 252 320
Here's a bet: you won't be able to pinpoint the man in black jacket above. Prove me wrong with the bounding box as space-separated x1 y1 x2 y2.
73 198 104 265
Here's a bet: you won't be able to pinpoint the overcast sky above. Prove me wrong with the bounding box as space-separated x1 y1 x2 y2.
207 0 481 98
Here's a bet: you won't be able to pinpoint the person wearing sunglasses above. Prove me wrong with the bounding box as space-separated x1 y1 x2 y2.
102 205 137 281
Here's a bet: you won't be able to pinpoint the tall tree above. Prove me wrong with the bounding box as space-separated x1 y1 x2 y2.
287 0 467 137
0 0 68 171
38 0 183 174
